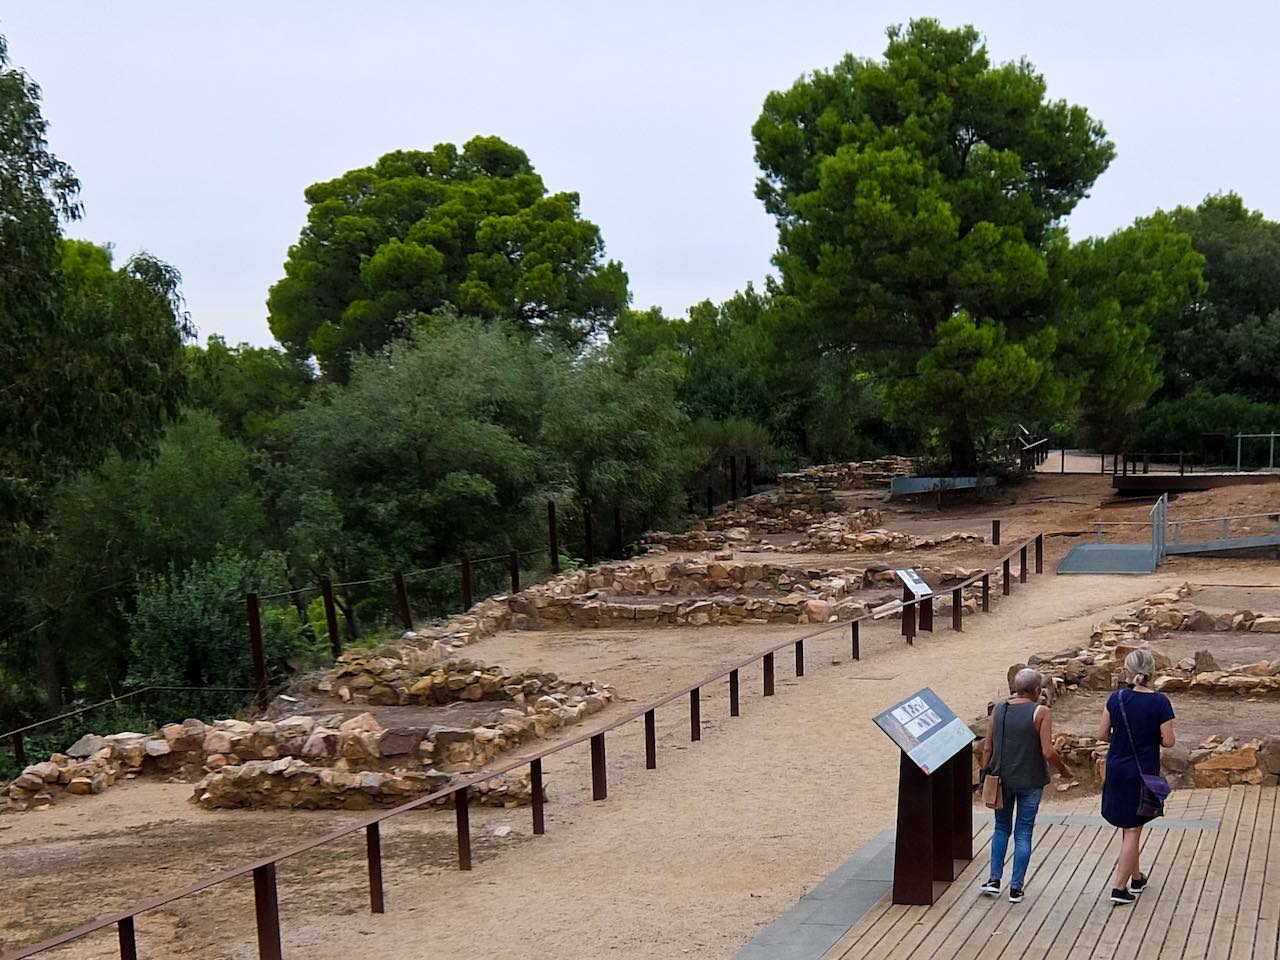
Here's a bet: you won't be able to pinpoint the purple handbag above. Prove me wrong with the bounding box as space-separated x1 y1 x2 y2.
1116 690 1171 818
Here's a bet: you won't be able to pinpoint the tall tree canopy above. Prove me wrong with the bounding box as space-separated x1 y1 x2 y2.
753 19 1116 468
268 136 629 378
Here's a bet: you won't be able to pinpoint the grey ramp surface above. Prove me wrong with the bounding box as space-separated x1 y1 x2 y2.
734 830 894 960
1057 543 1155 574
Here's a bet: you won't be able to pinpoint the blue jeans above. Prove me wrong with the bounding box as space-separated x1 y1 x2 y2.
989 787 1043 889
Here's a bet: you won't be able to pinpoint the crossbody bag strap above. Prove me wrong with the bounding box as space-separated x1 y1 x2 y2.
1115 689 1148 778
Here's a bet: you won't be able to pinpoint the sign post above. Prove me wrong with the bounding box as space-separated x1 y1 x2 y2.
897 569 933 637
873 688 975 905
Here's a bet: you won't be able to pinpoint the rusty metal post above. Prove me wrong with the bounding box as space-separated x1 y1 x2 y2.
982 575 991 612
454 786 472 870
252 863 283 960
690 688 701 741
548 500 560 574
706 486 714 517
901 585 911 638
117 917 138 960
1035 534 1044 574
729 669 740 716
920 596 933 632
460 555 474 610
763 652 775 696
729 455 738 502
246 593 270 714
1002 559 1012 595
644 709 656 769
613 507 624 558
1020 546 1028 583
1061 448 1065 473
795 639 805 677
903 603 916 645
1101 452 1106 475
509 550 520 593
320 576 342 659
366 823 385 914
393 570 413 631
584 507 595 566
992 519 1001 545
745 456 754 495
11 732 25 768
530 758 545 834
590 733 607 800
952 588 962 631
852 621 860 660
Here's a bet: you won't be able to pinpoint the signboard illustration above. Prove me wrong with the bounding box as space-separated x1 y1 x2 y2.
895 568 932 598
873 687 975 775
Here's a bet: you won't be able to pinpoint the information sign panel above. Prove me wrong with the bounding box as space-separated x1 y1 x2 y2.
873 687 974 775
895 568 932 598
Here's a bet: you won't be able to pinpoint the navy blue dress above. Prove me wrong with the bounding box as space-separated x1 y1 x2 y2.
1102 688 1175 828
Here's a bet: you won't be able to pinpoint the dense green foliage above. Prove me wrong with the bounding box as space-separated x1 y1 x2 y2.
267 137 629 379
3 23 1278 740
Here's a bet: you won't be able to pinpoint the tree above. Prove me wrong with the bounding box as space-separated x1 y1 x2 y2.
1056 213 1205 444
752 20 1115 469
268 137 629 378
187 335 314 443
1159 194 1280 401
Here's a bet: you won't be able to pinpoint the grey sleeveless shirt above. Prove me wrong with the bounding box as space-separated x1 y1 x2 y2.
993 700 1050 793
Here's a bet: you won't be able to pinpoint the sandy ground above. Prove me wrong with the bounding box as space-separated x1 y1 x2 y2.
5 476 1279 960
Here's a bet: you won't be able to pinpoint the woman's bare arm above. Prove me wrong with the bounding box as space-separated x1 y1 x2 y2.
1097 705 1112 743
1037 706 1072 777
1160 719 1175 749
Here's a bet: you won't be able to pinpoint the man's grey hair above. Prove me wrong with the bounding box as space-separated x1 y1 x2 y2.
1013 667 1044 696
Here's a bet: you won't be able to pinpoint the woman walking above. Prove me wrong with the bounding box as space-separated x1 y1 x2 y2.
980 667 1072 903
1098 649 1176 905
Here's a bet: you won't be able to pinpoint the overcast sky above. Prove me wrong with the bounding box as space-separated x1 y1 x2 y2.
5 1 1277 347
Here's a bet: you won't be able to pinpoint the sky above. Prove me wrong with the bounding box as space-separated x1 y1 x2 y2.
4 1 1278 348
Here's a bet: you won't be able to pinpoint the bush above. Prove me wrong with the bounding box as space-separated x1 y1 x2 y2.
126 550 305 689
1132 392 1280 463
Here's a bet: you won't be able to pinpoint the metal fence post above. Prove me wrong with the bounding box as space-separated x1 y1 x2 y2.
246 593 270 714
1061 448 1065 473
952 588 962 631
729 669 740 717
992 519 1001 545
393 570 413 631
320 576 342 659
763 652 775 696
852 621 861 660
590 733 607 800
461 555 473 610
690 688 701 741
1035 534 1044 574
252 864 283 960
11 732 25 768
1020 546 1028 583
366 823 385 914
454 786 472 870
530 758 545 834
1002 559 1012 595
982 575 991 612
117 917 138 960
509 550 520 593
795 639 805 676
644 710 656 769
584 507 595 566
548 500 560 574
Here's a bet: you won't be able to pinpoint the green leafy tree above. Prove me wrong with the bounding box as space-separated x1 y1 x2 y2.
1161 194 1280 401
1056 212 1205 444
187 335 314 443
268 137 629 378
752 20 1115 469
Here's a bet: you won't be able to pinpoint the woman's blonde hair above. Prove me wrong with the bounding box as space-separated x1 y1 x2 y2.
1124 648 1157 686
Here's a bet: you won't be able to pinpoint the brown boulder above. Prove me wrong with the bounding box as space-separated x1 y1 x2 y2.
378 728 425 757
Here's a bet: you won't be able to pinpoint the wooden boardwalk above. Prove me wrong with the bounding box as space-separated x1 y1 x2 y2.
824 786 1276 960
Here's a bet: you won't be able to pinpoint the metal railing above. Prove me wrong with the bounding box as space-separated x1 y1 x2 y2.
1 531 1046 960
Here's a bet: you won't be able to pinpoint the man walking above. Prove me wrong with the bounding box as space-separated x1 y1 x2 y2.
979 667 1071 903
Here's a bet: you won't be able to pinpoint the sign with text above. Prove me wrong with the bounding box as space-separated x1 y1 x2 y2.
873 688 975 775
895 568 932 598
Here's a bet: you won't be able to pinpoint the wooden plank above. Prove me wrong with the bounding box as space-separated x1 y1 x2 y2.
1021 825 1114 957
996 825 1108 959
826 822 994 960
1183 786 1252 959
1156 803 1225 960
1086 826 1172 958
928 823 1080 960
1226 787 1274 959
951 825 1098 960
1254 788 1280 960
855 827 996 960
1042 816 1125 960
1110 828 1189 960
1205 785 1261 960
